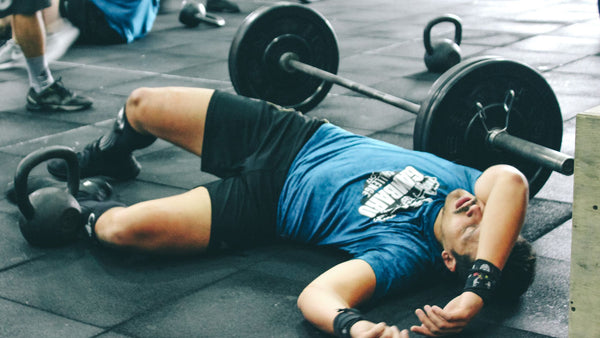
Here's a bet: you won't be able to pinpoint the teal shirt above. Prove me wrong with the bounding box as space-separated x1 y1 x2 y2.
277 124 481 299
91 0 159 43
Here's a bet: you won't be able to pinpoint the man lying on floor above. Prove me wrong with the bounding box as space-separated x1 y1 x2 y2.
43 87 536 337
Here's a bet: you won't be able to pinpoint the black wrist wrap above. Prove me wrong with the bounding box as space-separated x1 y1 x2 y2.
463 259 502 303
333 308 364 338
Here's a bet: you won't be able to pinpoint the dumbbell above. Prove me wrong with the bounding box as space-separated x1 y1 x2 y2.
179 0 226 27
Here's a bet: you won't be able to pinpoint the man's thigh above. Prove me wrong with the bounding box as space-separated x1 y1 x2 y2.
96 186 212 254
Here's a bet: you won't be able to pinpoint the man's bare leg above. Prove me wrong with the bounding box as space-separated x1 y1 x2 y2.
124 87 215 156
12 11 45 58
82 87 217 253
95 186 212 254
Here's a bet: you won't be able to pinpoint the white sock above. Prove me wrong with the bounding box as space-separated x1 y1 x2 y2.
25 55 54 93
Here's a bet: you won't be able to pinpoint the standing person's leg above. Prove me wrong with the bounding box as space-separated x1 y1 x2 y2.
0 0 48 70
6 0 92 111
12 11 54 92
42 0 80 63
12 11 45 57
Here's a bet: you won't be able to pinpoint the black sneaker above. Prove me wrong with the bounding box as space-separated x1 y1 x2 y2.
206 0 240 13
77 177 113 202
26 78 93 112
47 139 141 181
75 178 127 240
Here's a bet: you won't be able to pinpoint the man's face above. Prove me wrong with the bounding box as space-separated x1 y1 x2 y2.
438 189 484 260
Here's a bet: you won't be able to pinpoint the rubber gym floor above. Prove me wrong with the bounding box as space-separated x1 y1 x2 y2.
1 0 598 337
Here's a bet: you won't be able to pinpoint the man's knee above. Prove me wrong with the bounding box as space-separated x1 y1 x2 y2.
94 208 139 248
125 87 156 131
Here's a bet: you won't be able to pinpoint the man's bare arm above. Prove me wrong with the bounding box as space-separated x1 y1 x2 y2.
412 165 529 336
297 259 408 337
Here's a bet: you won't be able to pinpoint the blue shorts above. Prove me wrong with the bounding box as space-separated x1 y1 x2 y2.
201 91 325 251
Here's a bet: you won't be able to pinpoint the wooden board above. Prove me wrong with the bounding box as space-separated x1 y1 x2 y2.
570 105 600 337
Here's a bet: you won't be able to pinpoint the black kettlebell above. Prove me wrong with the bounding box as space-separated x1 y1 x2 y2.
179 0 226 27
14 146 81 247
423 14 462 73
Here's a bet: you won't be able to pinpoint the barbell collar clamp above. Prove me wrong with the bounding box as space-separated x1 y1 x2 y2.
486 129 574 176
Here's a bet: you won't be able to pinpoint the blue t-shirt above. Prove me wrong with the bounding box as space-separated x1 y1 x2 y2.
277 124 481 300
91 0 159 43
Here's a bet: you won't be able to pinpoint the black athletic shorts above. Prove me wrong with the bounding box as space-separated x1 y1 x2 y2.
59 0 125 45
0 0 50 17
202 91 325 251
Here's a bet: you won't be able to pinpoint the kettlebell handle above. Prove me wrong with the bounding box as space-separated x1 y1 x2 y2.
423 14 462 55
14 146 80 220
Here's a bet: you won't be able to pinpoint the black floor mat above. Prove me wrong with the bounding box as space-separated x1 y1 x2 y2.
521 198 572 242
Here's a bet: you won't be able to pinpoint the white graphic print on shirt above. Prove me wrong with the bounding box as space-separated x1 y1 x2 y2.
358 166 439 221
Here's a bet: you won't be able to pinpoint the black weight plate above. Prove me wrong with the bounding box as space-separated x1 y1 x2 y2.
228 3 339 113
414 56 563 197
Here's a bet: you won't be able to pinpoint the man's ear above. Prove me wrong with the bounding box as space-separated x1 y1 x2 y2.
441 250 456 272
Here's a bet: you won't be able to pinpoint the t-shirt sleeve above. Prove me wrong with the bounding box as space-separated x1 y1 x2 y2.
356 244 432 301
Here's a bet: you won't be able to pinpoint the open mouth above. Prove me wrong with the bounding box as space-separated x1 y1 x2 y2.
454 196 475 214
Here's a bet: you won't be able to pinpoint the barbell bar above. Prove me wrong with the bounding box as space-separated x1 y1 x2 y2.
278 52 573 176
279 52 422 114
228 3 573 196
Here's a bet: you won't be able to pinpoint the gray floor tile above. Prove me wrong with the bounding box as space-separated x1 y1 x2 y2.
112 268 312 337
0 112 82 148
0 0 591 336
0 124 108 157
0 247 245 327
0 210 47 271
0 298 103 338
484 257 570 338
533 220 572 263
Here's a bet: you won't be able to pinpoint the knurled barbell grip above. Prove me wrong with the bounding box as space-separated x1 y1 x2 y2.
487 129 574 176
280 52 421 114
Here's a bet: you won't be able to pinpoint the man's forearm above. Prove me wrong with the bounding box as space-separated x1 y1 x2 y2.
475 166 528 269
297 283 346 334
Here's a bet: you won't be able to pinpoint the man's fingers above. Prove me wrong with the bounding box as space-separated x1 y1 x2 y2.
431 305 469 325
377 324 406 338
424 305 449 329
384 325 405 338
413 308 441 336
410 324 437 337
363 322 386 338
413 306 468 336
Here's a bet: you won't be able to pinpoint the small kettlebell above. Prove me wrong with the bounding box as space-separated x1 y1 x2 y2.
14 146 81 247
423 14 462 73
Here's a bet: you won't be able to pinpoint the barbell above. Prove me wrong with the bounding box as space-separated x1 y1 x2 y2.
228 3 573 197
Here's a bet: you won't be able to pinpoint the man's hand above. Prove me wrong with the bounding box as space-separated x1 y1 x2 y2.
410 292 484 336
351 320 409 338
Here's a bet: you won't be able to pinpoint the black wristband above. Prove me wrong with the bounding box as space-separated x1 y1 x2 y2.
333 308 364 338
463 259 502 303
